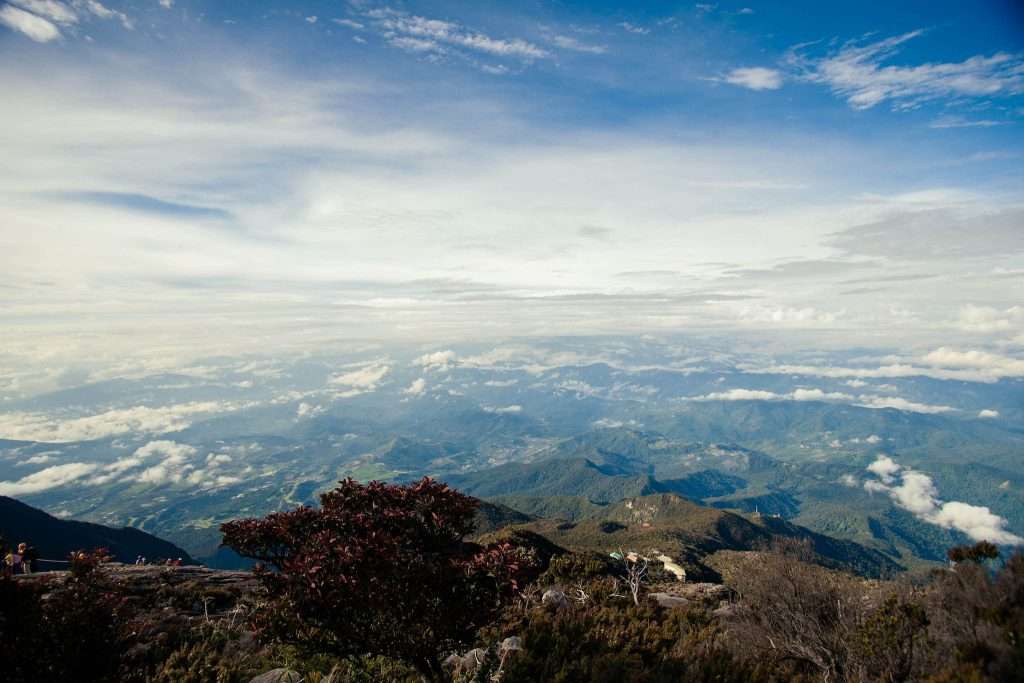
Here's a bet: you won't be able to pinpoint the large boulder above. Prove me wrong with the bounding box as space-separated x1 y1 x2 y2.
249 669 301 683
541 587 568 609
499 636 522 654
461 648 489 674
649 592 690 609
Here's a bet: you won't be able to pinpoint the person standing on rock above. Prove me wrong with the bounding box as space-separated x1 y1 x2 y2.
2 546 13 578
22 543 39 573
7 545 23 575
16 543 31 574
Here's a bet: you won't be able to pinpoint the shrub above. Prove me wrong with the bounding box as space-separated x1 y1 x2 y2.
0 550 131 683
491 578 772 683
221 477 540 680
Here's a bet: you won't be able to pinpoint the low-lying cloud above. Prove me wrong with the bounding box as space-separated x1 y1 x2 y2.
402 377 427 396
0 461 97 496
694 386 955 414
328 363 391 397
414 350 457 372
863 455 1023 545
0 402 240 443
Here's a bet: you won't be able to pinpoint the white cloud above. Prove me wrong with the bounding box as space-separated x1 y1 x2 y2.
733 305 840 325
694 386 950 414
483 378 518 387
11 0 76 24
16 453 55 466
921 347 1024 378
790 388 853 401
0 462 97 495
296 402 325 419
387 35 442 53
0 4 61 41
402 377 427 396
866 454 901 483
558 379 598 396
953 305 1024 333
864 456 1023 545
414 350 457 371
699 388 781 401
857 395 954 414
332 18 364 30
838 474 858 487
305 15 317 24
695 387 852 402
978 409 1000 419
617 22 649 35
158 0 172 8
865 434 882 445
550 34 606 54
131 440 199 485
132 440 196 465
724 67 783 91
592 418 624 428
77 0 132 29
789 30 1024 110
749 353 1024 384
365 7 548 61
483 404 522 414
930 116 1008 129
930 502 1022 545
0 402 239 442
328 363 390 393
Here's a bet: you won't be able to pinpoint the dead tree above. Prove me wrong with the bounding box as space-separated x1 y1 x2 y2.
611 549 649 606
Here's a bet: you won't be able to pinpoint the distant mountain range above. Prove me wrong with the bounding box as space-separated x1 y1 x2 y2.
0 496 193 566
3 356 1020 572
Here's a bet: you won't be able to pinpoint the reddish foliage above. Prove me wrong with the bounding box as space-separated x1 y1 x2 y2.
220 477 539 677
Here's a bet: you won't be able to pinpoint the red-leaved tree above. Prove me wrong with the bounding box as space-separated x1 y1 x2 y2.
220 477 538 680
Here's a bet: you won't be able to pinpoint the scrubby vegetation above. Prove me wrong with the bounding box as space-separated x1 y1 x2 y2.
1 479 1021 682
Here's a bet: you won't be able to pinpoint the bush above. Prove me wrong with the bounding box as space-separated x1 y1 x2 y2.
0 550 131 683
491 578 773 683
221 478 540 680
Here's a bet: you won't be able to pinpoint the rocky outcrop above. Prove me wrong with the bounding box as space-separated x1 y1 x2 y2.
16 564 259 632
648 582 732 609
249 669 301 683
17 564 257 595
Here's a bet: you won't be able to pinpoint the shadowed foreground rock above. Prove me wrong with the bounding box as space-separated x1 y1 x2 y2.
16 564 258 605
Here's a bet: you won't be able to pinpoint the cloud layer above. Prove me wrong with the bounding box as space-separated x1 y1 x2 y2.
0 402 239 442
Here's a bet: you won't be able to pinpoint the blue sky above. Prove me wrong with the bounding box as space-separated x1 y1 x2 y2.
0 0 1022 394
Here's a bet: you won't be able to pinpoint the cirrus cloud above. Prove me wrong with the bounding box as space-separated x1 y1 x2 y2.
789 30 1024 111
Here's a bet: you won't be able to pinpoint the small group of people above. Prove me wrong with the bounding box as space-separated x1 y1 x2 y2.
134 555 184 567
3 541 39 576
